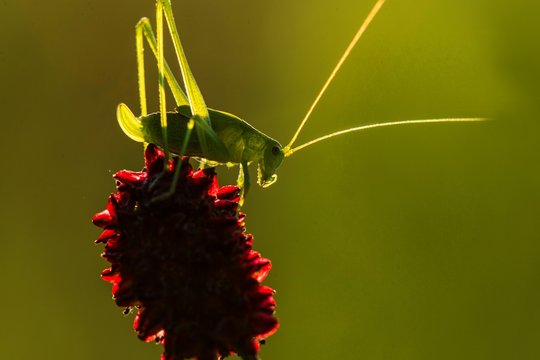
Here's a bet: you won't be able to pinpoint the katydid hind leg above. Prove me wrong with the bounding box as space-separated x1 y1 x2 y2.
138 14 225 162
136 17 189 107
156 0 169 158
136 8 227 165
154 0 198 192
159 0 212 157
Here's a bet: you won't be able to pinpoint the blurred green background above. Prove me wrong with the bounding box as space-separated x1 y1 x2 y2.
1 0 539 359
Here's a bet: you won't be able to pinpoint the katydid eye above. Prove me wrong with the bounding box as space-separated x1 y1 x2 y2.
271 145 281 156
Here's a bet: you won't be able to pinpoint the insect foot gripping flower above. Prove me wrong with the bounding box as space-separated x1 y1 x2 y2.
92 144 278 360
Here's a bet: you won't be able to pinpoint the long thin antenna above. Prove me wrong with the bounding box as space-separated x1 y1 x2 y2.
284 118 488 156
284 0 387 152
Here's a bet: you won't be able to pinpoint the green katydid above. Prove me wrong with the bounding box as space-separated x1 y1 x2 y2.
117 0 486 201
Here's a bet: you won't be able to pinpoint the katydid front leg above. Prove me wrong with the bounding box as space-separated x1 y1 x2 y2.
237 161 250 207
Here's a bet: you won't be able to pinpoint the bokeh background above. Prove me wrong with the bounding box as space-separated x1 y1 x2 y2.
1 0 539 359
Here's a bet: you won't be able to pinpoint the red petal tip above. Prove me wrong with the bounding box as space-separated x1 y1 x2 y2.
217 185 241 201
114 170 147 186
92 210 114 228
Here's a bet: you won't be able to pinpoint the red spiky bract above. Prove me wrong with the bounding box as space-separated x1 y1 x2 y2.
93 144 278 360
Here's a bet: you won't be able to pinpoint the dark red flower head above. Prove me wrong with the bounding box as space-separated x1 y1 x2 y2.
93 144 278 360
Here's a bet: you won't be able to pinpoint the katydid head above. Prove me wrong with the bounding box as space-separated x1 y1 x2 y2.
257 141 284 188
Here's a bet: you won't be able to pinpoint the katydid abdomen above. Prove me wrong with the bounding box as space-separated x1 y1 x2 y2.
142 107 266 164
